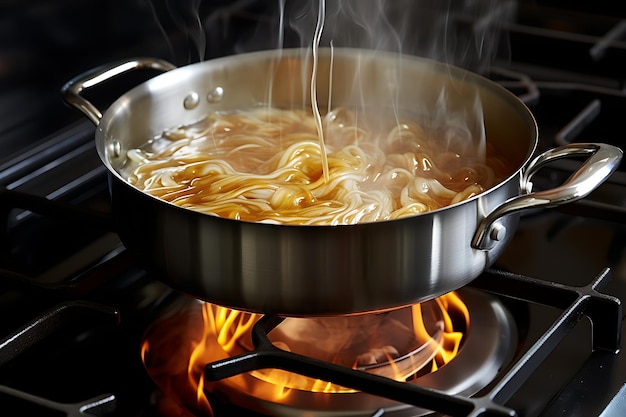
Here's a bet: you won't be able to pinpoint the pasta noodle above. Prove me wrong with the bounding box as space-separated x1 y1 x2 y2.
125 107 513 225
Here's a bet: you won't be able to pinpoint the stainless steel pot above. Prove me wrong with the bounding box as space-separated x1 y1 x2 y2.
62 48 622 316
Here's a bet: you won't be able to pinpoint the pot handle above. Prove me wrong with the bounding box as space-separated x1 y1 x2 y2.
61 58 177 125
472 142 623 250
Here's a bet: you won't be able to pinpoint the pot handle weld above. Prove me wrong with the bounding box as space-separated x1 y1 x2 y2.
472 143 623 250
61 58 177 125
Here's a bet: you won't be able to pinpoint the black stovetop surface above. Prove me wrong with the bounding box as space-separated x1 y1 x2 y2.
1 1 626 416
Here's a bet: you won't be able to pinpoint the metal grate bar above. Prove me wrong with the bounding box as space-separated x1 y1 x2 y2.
204 268 622 416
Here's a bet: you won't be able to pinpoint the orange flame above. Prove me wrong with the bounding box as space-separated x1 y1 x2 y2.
141 292 469 415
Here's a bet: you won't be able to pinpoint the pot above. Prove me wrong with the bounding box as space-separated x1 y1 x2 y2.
62 48 622 316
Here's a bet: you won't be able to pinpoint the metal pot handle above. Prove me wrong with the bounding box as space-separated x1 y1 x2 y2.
472 142 623 250
61 58 177 125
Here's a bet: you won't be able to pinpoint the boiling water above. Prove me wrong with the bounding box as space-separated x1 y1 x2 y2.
123 106 512 225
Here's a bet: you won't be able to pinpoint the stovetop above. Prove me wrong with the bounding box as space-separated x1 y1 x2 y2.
1 1 626 416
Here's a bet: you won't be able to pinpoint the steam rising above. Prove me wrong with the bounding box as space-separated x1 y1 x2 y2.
146 0 207 63
150 0 514 71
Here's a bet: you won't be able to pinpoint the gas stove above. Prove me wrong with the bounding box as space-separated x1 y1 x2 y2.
1 1 626 416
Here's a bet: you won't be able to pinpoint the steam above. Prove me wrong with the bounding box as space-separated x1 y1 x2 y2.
274 0 513 154
147 0 515 71
269 0 514 72
148 0 516 157
146 0 206 63
309 0 330 182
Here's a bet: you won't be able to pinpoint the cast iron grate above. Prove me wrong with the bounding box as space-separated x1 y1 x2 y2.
204 268 622 417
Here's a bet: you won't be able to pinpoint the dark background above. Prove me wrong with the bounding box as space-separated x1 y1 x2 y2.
1 0 625 164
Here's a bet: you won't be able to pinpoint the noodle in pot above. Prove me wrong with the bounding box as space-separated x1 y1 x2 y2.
125 107 512 225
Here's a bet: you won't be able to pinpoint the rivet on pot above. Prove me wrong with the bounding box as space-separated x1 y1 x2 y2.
489 223 507 242
183 92 200 109
110 140 122 158
207 87 224 103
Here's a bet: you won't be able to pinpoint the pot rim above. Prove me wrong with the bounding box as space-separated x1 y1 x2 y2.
95 47 540 229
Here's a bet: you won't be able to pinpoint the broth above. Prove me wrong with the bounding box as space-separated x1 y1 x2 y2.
124 106 513 225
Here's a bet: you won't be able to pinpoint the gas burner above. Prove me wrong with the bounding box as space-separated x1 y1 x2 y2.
142 289 516 416
138 268 622 417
